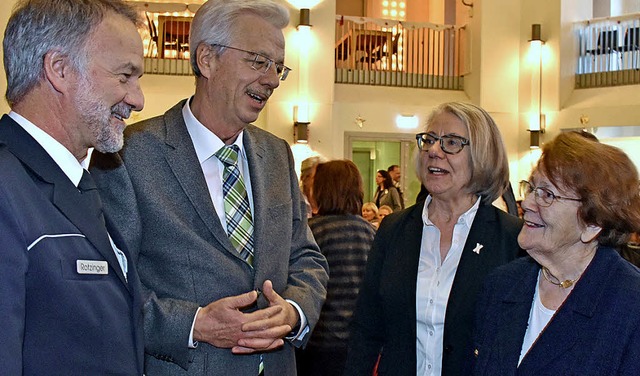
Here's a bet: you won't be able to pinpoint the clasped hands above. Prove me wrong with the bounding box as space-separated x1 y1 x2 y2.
193 280 299 354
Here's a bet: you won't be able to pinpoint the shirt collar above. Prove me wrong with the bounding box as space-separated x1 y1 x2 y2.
8 111 88 186
182 97 245 164
422 194 481 227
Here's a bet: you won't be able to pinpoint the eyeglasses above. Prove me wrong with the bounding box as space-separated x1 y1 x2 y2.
519 180 582 207
416 132 470 155
213 44 291 81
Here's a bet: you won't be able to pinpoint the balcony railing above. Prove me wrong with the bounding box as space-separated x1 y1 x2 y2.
334 16 468 90
576 13 640 88
139 12 194 76
135 11 469 89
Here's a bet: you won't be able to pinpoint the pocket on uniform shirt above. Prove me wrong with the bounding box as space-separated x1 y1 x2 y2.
28 233 110 281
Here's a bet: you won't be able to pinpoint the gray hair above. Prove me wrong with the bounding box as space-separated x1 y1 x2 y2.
3 0 140 106
189 0 290 77
416 102 510 204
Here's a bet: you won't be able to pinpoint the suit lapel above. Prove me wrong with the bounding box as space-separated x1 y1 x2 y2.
494 262 538 371
159 103 240 260
0 115 129 287
447 204 498 322
393 204 424 340
241 127 267 268
517 249 613 373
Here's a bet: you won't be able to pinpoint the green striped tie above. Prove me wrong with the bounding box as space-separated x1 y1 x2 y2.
215 145 254 266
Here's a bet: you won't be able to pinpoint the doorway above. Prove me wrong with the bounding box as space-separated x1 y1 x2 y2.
345 132 421 208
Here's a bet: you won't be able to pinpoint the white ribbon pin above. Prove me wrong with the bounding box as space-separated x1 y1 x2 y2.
472 243 484 255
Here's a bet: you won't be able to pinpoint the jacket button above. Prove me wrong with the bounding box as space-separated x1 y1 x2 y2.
444 345 453 353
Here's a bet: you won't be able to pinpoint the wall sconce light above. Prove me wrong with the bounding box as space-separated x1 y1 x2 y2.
297 8 311 30
529 24 544 45
293 104 310 144
294 122 309 143
528 24 545 149
529 114 546 149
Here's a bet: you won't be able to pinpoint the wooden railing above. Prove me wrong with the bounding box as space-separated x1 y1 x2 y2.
575 13 640 88
334 16 468 90
135 11 469 89
139 13 194 76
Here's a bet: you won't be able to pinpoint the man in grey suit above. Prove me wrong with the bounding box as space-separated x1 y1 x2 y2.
91 0 329 375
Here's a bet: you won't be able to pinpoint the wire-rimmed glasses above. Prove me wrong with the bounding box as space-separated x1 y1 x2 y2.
416 132 470 155
213 44 291 81
519 180 582 207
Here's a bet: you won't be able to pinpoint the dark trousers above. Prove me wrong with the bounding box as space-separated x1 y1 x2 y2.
296 346 347 376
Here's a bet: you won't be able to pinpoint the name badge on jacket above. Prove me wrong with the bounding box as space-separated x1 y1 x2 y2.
76 260 108 275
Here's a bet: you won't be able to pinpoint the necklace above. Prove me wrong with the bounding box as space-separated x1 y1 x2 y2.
541 267 579 289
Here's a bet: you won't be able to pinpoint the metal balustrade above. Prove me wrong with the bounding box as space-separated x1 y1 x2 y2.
576 13 640 88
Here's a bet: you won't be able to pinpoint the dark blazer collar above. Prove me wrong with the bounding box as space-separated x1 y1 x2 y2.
0 115 130 289
514 247 620 373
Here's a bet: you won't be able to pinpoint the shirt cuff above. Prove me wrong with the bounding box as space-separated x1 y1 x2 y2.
188 307 201 349
284 299 309 341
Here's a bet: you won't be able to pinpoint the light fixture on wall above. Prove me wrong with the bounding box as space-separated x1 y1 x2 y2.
297 8 311 30
293 104 310 144
528 24 546 149
293 8 312 145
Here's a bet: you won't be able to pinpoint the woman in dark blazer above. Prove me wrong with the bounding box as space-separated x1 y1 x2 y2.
345 102 523 376
470 132 640 375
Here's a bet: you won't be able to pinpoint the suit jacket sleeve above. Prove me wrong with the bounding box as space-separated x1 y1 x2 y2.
0 160 28 375
258 137 329 348
389 187 402 211
92 150 199 369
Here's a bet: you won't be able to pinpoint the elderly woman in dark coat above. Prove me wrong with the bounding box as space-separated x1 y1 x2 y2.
470 132 640 375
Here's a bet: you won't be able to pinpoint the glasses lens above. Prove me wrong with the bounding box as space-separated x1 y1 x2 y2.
251 54 271 73
416 133 433 151
441 136 463 153
536 188 555 206
519 181 532 198
278 65 291 81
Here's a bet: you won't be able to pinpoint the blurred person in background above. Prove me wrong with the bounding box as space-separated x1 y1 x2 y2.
296 160 376 376
377 205 393 222
300 155 322 218
387 164 405 209
345 102 523 376
373 169 402 212
362 202 380 229
620 232 640 267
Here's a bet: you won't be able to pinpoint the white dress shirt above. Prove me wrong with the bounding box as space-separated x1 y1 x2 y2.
8 111 128 279
181 99 308 347
416 195 480 375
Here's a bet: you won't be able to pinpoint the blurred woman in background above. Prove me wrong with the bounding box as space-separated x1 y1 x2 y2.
362 202 380 229
373 169 402 212
297 160 376 376
377 205 393 222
